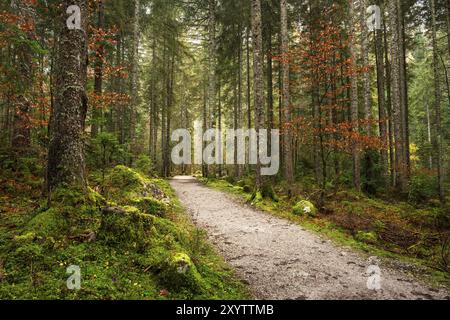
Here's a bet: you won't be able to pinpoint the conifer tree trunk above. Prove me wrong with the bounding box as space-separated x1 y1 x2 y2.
91 0 105 137
281 0 293 184
349 0 361 192
251 0 265 190
47 0 88 193
430 0 445 202
388 0 405 191
130 0 140 158
375 5 389 182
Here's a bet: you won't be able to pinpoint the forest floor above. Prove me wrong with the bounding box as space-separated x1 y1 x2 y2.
0 164 248 300
170 176 450 300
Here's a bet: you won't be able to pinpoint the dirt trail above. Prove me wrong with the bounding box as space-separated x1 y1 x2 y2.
170 176 449 300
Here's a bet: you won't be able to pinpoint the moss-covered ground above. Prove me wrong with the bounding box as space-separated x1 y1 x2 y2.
0 164 249 300
203 177 450 288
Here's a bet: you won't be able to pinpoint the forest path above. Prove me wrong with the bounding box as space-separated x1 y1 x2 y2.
169 176 449 300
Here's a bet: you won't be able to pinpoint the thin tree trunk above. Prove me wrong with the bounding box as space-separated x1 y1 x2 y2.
383 13 396 186
238 26 243 177
281 0 293 184
349 0 361 192
130 0 140 159
251 0 265 190
397 0 410 178
246 28 252 131
267 23 274 134
430 0 445 202
91 0 105 137
361 0 372 136
375 14 389 182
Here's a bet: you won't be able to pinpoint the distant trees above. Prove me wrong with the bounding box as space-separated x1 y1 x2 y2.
0 0 448 202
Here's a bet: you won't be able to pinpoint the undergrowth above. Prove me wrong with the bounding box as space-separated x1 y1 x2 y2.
0 161 248 300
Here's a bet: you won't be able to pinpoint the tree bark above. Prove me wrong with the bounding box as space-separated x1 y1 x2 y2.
349 0 361 192
375 9 389 182
281 0 293 184
388 0 406 192
397 0 410 177
130 0 140 159
251 0 265 190
91 0 105 137
430 0 445 202
47 0 88 193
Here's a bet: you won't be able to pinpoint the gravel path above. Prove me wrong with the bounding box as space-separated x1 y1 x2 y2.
170 176 449 300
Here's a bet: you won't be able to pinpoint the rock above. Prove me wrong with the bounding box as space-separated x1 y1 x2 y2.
98 206 154 249
293 200 318 217
160 253 205 292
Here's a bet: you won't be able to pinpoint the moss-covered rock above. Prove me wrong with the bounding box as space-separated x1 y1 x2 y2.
293 200 317 217
131 197 167 217
159 252 205 292
98 206 155 250
26 208 69 238
107 165 146 191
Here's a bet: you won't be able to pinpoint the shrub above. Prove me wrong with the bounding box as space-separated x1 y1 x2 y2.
134 155 155 177
408 172 438 204
261 184 278 201
87 133 127 171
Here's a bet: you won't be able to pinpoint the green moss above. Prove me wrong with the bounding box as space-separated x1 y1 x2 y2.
0 165 249 300
293 200 317 217
98 206 155 250
107 165 146 191
26 208 69 238
355 231 378 244
131 197 167 217
159 252 205 292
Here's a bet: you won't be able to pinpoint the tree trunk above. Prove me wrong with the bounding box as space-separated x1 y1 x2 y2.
388 0 405 192
281 0 293 184
237 26 243 177
91 0 105 137
375 11 389 182
11 0 35 150
397 0 410 178
251 0 265 190
383 13 396 186
361 0 372 136
430 0 445 202
47 0 88 193
130 0 140 159
349 0 361 192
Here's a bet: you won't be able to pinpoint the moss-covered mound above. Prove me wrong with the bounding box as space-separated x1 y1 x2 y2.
293 200 318 217
0 167 247 300
104 165 169 217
